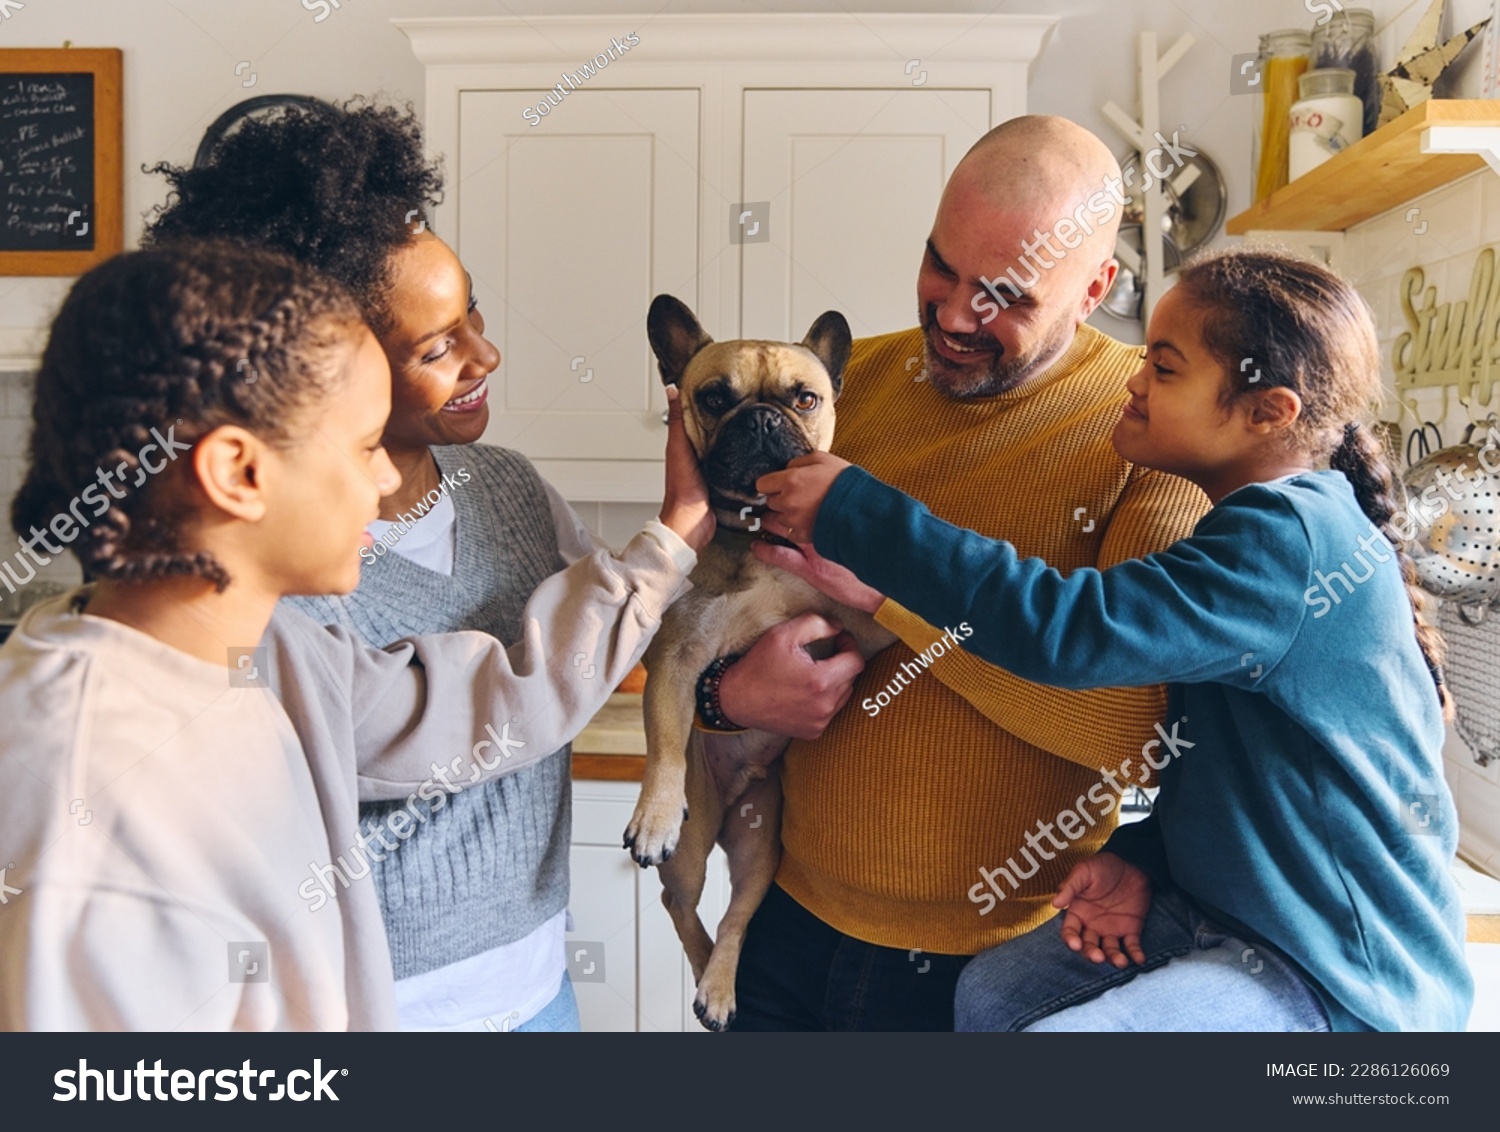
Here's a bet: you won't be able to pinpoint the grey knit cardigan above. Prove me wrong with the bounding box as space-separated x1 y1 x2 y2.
288 443 569 980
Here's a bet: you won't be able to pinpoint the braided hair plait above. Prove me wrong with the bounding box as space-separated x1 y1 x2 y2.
1328 421 1454 720
12 241 364 591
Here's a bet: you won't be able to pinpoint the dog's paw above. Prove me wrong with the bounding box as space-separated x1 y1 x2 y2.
693 974 736 1032
622 794 687 867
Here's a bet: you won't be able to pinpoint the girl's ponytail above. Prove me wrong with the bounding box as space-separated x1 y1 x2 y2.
1329 421 1454 721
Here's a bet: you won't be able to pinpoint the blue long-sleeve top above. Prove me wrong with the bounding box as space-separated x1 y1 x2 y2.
814 465 1471 1032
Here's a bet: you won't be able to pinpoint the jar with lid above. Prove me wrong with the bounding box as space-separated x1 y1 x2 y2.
1311 7 1378 138
1255 29 1312 202
1289 68 1364 179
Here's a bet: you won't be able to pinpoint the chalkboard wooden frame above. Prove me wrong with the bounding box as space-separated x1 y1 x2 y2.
0 48 122 276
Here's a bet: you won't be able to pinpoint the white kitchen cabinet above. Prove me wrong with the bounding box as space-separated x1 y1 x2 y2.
399 12 1056 501
457 89 699 484
569 778 730 1032
740 88 992 342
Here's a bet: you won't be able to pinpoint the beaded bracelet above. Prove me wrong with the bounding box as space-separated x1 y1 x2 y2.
695 654 746 732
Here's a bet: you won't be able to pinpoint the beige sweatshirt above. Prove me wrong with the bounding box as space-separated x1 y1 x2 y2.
0 528 692 1031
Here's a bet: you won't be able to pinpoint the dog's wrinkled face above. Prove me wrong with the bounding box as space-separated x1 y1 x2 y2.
647 295 852 507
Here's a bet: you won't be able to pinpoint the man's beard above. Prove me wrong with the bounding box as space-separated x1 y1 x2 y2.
919 303 1074 400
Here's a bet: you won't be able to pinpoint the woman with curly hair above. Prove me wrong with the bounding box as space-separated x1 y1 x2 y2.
0 242 709 1030
144 98 681 1031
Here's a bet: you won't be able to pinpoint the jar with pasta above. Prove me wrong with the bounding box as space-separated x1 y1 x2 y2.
1255 28 1312 203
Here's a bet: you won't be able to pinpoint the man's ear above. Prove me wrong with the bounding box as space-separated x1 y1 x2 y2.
647 294 713 386
191 425 270 522
801 310 852 398
1081 256 1119 321
1247 386 1303 433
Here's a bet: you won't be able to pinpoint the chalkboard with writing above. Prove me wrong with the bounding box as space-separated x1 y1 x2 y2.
0 49 121 276
1 72 95 251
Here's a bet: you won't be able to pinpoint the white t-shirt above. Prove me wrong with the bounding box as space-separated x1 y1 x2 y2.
369 477 610 1029
368 489 458 575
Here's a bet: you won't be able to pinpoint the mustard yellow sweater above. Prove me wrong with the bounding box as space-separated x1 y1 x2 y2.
776 324 1210 954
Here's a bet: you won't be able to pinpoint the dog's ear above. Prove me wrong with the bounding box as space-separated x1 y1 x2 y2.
647 294 713 386
801 311 852 398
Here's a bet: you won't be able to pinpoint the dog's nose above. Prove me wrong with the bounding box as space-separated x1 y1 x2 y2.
737 404 784 436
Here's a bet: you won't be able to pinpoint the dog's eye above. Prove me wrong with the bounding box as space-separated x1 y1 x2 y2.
700 390 726 412
794 391 819 411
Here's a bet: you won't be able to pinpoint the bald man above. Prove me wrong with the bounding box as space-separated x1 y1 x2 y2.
695 116 1210 1030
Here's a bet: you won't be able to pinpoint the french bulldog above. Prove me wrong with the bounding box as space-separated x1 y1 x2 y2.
623 294 895 1030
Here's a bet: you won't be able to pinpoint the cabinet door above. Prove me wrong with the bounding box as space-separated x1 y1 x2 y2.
569 782 648 1032
740 89 990 342
457 90 699 493
570 779 746 1031
567 842 641 1032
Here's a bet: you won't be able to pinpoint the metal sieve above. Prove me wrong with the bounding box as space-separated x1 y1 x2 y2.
1400 422 1500 608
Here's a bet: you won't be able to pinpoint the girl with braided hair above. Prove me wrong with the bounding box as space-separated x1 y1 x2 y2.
0 242 710 1030
760 247 1473 1031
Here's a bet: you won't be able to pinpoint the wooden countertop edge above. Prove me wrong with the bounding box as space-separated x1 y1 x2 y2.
573 753 645 781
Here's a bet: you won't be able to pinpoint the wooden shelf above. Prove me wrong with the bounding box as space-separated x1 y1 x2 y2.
1227 99 1500 235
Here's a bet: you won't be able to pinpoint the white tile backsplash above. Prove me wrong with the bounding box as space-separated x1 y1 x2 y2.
597 501 664 551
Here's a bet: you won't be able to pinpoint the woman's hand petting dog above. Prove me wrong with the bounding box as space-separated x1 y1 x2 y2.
657 383 715 551
1052 852 1151 969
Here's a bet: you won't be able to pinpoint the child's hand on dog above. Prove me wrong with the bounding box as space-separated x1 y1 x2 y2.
750 539 885 615
1052 852 1151 968
757 451 850 545
658 384 715 551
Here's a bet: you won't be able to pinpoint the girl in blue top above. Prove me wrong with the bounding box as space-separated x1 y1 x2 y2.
757 248 1472 1032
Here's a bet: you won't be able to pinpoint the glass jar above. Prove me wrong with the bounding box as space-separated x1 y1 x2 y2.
1311 7 1378 138
1250 33 1270 190
1255 29 1312 203
1289 68 1364 179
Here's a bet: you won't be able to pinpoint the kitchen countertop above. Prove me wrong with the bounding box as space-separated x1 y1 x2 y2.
572 693 646 756
571 692 647 781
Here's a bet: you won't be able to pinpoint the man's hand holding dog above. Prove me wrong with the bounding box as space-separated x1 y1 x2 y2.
716 614 867 740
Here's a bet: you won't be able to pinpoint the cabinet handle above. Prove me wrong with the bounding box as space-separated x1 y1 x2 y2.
661 409 670 425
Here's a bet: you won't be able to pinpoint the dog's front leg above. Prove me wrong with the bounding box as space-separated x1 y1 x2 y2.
623 638 708 866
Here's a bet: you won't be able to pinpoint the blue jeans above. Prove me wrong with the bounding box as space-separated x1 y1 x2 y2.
513 974 581 1032
955 886 1330 1032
